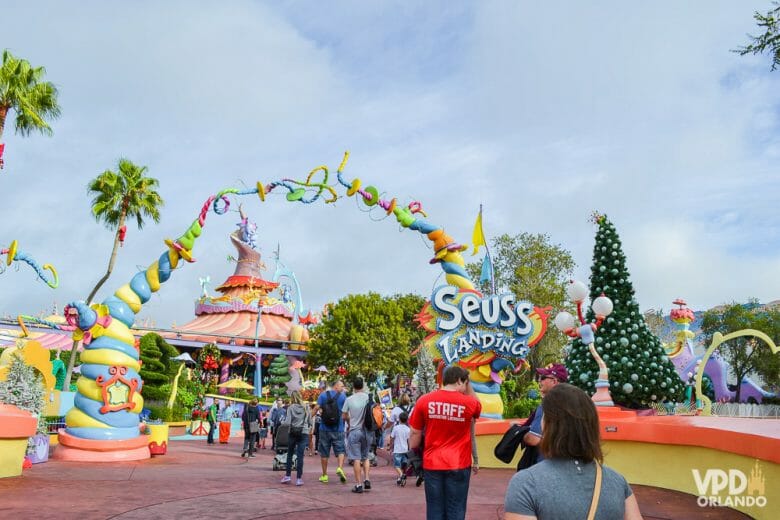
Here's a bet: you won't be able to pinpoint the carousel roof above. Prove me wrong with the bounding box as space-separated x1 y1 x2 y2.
170 311 303 346
0 326 77 351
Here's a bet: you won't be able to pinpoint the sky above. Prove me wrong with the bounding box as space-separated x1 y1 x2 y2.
1 1 779 329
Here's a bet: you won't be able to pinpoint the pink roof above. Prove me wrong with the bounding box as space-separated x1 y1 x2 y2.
0 329 79 351
167 312 298 346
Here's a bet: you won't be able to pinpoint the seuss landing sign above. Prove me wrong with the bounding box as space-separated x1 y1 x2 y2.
416 286 550 365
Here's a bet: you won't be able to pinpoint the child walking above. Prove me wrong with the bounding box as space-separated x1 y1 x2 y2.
258 411 268 449
391 412 411 486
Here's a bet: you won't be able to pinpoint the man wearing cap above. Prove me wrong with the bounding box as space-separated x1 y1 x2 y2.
522 363 568 464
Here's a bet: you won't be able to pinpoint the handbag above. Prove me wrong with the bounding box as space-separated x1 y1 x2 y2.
290 425 303 439
494 424 527 464
249 421 259 434
586 462 603 520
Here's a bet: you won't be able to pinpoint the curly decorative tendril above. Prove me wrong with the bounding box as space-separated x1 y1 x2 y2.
1 240 59 288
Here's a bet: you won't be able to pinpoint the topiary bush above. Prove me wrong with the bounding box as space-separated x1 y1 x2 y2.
507 397 541 419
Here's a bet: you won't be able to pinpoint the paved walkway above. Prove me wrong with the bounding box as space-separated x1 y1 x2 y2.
0 440 751 519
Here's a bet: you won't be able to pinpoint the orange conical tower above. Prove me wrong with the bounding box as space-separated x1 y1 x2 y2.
173 208 308 348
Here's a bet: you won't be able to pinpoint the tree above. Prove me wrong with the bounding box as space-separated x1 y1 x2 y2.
138 334 169 401
734 2 780 71
415 347 437 395
565 215 684 408
268 354 291 397
465 233 576 385
0 50 61 142
700 302 780 402
643 308 670 342
307 292 426 377
62 159 164 388
137 333 180 402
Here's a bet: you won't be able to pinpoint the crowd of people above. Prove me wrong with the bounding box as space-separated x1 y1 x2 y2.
200 365 642 520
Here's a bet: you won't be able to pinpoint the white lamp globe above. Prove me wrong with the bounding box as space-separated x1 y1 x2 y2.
554 311 577 332
566 280 589 302
592 294 613 317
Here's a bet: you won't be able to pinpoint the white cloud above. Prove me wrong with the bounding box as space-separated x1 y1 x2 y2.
1 0 778 330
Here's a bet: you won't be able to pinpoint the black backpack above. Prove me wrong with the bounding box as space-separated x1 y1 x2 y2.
321 391 340 428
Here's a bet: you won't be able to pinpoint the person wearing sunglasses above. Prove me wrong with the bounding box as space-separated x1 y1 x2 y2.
522 363 568 466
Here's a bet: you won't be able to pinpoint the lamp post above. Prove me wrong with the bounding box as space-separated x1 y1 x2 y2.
554 280 615 406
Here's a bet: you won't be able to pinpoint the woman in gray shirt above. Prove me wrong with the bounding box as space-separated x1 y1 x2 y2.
504 384 643 520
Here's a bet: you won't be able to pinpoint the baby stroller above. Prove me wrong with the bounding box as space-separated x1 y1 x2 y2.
399 446 424 487
271 423 297 471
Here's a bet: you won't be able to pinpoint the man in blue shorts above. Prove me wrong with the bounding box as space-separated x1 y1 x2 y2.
343 377 371 493
316 379 348 484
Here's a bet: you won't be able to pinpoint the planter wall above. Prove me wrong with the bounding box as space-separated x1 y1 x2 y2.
0 404 37 478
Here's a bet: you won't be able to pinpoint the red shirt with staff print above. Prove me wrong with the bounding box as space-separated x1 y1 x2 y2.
408 389 481 471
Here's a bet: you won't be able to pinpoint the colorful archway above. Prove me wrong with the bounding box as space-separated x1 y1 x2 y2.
57 152 536 460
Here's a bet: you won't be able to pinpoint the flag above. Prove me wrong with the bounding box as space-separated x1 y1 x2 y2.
480 254 493 285
471 209 486 255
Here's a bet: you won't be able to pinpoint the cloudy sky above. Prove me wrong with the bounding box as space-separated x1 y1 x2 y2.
1 1 778 329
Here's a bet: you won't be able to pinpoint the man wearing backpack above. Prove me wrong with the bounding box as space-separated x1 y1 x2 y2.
315 379 348 484
342 377 373 493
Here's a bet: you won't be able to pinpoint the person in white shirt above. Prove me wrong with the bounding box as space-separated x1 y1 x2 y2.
391 411 411 485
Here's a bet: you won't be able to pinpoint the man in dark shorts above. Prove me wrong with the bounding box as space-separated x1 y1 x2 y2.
315 379 348 484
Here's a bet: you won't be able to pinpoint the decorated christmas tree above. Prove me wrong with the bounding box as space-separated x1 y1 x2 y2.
415 348 438 395
566 214 684 407
268 354 291 397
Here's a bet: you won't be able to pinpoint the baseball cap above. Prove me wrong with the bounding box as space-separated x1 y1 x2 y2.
535 363 569 382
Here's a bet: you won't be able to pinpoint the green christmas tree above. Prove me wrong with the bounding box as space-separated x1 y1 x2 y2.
415 348 438 395
268 354 291 397
565 214 684 407
139 333 169 401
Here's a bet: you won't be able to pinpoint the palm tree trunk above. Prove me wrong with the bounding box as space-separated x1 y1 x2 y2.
62 213 127 389
0 105 7 141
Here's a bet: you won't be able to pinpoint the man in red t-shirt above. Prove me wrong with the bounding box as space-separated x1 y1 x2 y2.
409 365 481 520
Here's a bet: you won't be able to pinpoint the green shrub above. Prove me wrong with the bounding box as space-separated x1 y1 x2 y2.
507 397 541 419
147 404 172 422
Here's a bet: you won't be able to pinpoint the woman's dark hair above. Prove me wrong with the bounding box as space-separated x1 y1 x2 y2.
442 365 469 385
540 383 603 463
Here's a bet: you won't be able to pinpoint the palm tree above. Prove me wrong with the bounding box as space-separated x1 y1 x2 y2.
0 50 61 154
62 159 164 388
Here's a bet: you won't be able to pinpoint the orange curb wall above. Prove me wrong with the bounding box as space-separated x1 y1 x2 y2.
475 411 780 520
476 410 780 465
